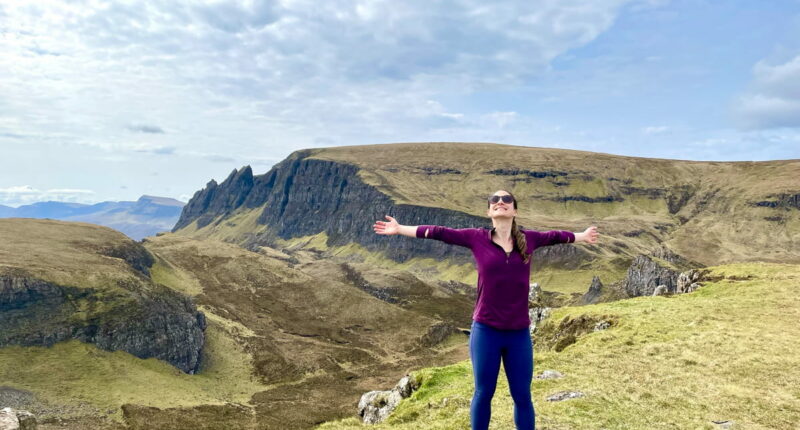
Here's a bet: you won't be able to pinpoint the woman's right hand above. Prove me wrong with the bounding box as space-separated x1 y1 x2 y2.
373 215 400 235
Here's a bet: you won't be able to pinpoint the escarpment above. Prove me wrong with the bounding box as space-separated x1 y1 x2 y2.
175 150 590 267
0 219 205 374
174 143 800 270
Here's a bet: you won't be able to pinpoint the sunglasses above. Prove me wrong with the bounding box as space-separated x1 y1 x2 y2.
488 195 514 204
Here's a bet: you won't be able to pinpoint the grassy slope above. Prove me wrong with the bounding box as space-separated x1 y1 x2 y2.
0 219 269 424
307 143 800 266
177 212 628 299
0 321 266 423
173 143 798 298
317 262 800 429
0 218 144 289
0 220 473 427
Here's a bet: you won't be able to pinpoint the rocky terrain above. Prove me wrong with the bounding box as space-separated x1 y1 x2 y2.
0 219 205 374
2 142 799 429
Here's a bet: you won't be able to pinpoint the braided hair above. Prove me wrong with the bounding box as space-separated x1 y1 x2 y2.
488 190 530 264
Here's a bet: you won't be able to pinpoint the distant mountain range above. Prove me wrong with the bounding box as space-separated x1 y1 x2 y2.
0 195 184 240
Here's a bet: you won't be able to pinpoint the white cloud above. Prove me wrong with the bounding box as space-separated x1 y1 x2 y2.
642 126 669 135
0 0 641 154
735 54 800 129
3 0 705 203
0 185 96 207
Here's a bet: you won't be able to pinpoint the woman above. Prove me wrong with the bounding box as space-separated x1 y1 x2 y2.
373 190 599 430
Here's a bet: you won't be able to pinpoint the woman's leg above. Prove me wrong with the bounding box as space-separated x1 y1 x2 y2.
469 321 503 430
502 328 535 430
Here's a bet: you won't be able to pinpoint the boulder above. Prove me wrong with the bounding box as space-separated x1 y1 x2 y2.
0 408 36 430
528 306 551 338
358 374 420 424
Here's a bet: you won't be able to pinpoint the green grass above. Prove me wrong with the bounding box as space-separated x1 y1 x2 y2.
0 314 267 424
317 262 800 429
534 267 626 295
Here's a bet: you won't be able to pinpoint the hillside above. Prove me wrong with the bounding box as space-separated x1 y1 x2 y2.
172 142 800 298
317 262 800 429
0 218 205 374
3 143 798 429
0 219 482 428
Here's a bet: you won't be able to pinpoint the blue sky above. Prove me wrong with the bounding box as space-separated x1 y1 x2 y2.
1 0 799 206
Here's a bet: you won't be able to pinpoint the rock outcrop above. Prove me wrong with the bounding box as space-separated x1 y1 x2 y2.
622 255 682 297
173 166 255 231
358 374 420 424
0 408 36 430
546 391 585 401
535 313 617 352
0 275 206 374
580 276 604 304
528 306 551 338
677 269 704 293
417 322 459 347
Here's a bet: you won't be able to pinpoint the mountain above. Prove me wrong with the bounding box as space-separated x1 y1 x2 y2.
172 142 800 296
3 142 799 429
0 195 185 240
0 204 15 217
0 218 477 429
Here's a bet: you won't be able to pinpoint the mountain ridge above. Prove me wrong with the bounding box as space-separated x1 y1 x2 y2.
0 195 185 240
173 142 800 271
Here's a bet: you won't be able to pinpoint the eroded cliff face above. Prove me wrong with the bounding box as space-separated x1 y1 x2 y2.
177 143 800 268
0 273 205 374
0 219 206 374
174 151 585 267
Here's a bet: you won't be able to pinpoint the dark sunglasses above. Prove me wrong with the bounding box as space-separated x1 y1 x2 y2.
488 195 514 204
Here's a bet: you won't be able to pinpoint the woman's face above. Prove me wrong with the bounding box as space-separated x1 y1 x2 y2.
486 190 517 220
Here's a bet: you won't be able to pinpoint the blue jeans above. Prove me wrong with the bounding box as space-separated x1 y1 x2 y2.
469 320 535 430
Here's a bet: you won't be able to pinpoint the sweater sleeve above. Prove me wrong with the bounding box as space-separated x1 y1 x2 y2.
525 230 575 249
416 225 476 249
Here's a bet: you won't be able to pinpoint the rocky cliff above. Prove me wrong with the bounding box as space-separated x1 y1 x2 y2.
0 219 205 373
174 143 800 269
174 150 587 267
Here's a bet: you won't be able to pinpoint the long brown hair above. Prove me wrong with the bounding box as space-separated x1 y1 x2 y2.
488 190 530 264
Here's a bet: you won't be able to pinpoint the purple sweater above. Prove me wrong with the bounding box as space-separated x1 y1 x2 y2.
416 225 575 330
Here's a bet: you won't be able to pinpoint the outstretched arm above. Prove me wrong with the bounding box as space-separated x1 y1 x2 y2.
373 215 475 248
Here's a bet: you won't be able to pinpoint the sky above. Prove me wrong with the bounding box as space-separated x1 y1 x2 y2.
1 0 799 207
